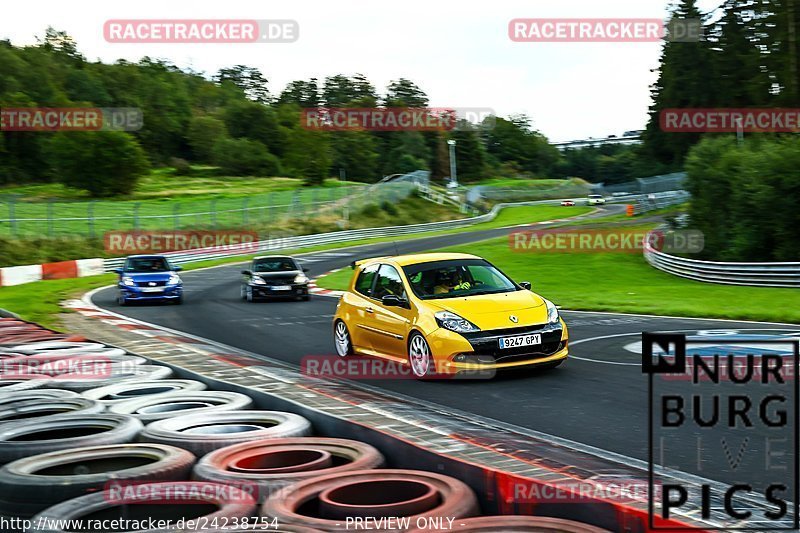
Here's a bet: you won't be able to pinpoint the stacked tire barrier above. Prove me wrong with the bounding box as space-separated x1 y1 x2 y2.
0 317 611 532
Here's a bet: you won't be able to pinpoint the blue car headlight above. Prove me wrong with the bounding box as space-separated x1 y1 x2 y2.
167 274 182 285
122 277 136 287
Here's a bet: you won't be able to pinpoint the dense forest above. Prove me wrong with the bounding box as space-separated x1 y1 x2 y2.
0 28 566 196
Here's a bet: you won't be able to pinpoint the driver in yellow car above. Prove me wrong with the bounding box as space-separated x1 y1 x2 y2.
434 269 472 294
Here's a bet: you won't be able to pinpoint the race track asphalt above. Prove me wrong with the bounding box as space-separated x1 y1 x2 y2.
92 205 800 500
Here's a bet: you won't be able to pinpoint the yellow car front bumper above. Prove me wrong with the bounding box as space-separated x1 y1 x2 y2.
427 323 568 375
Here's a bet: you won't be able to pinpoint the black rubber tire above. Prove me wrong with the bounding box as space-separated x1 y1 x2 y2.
29 481 256 533
261 469 478 531
0 398 105 423
0 380 52 393
10 341 107 356
54 364 173 392
194 438 384 504
0 443 194 518
109 391 253 423
82 379 207 405
0 413 143 464
140 410 312 456
0 390 79 404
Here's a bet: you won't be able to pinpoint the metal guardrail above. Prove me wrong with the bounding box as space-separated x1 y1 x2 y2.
644 237 800 288
102 190 691 271
102 198 567 271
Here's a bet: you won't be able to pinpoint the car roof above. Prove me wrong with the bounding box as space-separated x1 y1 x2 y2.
253 255 294 261
125 255 168 259
359 253 480 268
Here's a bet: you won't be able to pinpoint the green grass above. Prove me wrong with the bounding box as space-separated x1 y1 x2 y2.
318 236 800 324
0 203 589 327
0 171 366 237
474 205 592 229
0 274 117 329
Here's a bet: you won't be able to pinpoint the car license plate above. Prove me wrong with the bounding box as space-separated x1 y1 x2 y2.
272 285 292 291
499 333 541 349
140 287 163 293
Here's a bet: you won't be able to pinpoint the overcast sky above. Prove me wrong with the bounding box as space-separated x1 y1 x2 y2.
1 0 723 142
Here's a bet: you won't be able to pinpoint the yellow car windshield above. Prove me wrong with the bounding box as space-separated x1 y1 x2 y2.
403 259 517 300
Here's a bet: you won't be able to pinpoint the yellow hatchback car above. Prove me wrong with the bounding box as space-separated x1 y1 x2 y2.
332 253 569 378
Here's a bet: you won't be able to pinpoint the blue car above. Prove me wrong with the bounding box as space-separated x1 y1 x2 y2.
113 255 183 306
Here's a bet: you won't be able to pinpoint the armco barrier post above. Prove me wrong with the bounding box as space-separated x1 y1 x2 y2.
7 195 17 237
47 199 54 237
87 201 96 237
133 202 141 230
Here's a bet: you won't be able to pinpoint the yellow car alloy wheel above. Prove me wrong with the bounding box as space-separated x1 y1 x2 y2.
408 332 432 377
334 320 352 357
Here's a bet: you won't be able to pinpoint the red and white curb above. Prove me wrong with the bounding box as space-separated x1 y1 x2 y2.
308 268 344 298
0 258 105 287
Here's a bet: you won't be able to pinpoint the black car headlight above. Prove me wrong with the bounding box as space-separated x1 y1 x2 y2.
293 274 309 284
251 277 266 285
544 299 560 324
435 311 480 333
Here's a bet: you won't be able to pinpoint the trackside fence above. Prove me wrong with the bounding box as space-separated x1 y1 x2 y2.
102 198 562 271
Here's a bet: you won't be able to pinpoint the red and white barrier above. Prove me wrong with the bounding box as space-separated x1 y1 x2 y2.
0 258 106 287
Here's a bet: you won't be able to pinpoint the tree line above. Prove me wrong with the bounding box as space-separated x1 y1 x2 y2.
0 29 565 196
646 0 799 261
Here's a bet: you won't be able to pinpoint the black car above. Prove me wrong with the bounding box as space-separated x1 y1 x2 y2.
241 255 310 302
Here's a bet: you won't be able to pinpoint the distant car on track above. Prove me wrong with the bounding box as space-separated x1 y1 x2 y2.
114 255 183 306
560 200 576 206
333 253 568 379
587 194 606 205
241 255 310 302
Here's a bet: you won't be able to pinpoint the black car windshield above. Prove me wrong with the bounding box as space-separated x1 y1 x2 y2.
253 258 298 272
124 257 171 272
402 259 517 300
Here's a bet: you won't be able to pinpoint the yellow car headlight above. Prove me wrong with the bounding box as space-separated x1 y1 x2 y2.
435 311 480 333
544 299 560 324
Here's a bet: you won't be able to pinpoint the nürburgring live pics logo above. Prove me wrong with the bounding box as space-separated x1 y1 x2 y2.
643 332 798 530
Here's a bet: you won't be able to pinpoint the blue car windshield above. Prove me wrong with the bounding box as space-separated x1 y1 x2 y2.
125 258 171 272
